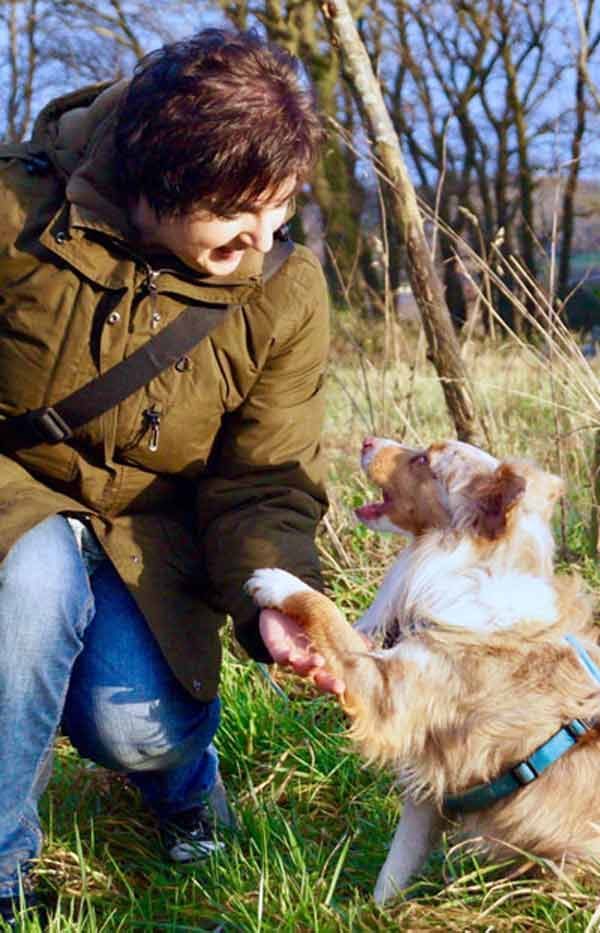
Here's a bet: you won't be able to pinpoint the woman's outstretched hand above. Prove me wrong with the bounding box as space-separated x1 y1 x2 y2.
259 608 346 695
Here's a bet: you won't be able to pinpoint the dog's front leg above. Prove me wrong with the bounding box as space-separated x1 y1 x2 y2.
374 796 445 905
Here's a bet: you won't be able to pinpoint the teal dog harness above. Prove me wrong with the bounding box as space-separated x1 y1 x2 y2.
444 635 600 815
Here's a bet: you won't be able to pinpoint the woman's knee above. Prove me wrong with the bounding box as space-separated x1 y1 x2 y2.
65 688 221 773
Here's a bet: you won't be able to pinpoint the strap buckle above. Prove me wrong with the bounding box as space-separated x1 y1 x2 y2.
511 760 538 785
565 718 592 740
24 153 51 176
27 407 73 444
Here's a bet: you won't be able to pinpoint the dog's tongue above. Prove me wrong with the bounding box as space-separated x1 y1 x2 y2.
355 489 391 523
355 501 386 522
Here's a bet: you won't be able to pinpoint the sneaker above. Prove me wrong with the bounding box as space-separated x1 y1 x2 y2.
160 801 226 864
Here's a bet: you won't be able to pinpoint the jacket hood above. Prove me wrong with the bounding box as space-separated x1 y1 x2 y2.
32 80 132 234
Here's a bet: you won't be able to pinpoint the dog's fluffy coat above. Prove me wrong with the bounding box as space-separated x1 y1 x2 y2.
247 438 600 902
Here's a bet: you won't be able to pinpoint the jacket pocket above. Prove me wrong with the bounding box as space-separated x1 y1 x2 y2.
15 442 78 485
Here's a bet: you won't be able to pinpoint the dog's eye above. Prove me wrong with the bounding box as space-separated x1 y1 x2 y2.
411 453 429 468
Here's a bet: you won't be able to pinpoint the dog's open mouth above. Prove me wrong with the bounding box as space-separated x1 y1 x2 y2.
355 490 391 522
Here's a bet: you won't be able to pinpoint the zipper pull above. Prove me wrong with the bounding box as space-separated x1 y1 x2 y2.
144 407 161 452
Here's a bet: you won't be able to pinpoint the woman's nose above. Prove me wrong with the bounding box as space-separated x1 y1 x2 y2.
239 214 275 253
253 219 274 253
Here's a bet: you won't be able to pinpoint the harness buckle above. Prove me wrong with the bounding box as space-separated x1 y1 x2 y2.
565 718 591 740
511 761 538 785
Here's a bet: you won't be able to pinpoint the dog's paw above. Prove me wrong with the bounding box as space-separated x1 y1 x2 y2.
246 568 312 610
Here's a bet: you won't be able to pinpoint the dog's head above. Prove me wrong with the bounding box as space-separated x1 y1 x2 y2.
355 437 563 546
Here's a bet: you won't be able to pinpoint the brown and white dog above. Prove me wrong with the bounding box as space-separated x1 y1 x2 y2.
246 438 600 903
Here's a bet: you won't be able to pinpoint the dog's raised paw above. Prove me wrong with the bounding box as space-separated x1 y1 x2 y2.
246 568 312 610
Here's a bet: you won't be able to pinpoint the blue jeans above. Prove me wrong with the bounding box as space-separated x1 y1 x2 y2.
0 515 220 898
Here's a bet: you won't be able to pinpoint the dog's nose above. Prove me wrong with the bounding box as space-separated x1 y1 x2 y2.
362 436 376 453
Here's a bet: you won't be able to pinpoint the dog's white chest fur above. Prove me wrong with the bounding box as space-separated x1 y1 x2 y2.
357 540 558 640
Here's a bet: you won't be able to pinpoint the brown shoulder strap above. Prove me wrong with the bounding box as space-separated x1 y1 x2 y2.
0 142 52 176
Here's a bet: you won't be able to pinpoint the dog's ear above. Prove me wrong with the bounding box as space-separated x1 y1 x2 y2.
464 464 527 540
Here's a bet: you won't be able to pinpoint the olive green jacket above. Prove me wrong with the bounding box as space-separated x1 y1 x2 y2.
0 83 329 700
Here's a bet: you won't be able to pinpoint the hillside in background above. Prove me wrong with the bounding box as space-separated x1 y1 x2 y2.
538 177 600 282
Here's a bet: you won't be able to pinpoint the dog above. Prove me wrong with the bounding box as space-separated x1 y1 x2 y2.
246 437 600 903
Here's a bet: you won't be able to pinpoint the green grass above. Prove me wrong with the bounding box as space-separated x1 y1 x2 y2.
11 328 600 930
32 659 403 931
25 648 600 930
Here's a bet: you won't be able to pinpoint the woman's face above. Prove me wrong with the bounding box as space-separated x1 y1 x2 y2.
131 177 296 276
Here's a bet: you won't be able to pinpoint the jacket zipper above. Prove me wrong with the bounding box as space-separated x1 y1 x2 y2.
146 267 162 329
140 268 166 451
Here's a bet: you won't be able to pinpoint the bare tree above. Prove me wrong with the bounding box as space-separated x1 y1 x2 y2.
558 0 600 300
320 0 487 444
387 0 501 327
379 0 567 330
2 0 40 141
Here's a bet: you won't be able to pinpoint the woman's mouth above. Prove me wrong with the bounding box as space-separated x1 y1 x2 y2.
213 246 243 260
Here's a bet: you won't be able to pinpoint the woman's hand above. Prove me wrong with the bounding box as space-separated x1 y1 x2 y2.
259 608 345 695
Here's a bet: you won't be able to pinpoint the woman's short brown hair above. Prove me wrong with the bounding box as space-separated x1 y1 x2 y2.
114 28 323 218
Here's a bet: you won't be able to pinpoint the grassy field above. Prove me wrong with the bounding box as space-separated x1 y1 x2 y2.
12 321 600 931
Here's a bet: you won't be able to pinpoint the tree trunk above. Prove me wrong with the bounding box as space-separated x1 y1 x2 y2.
558 0 600 301
320 0 486 445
